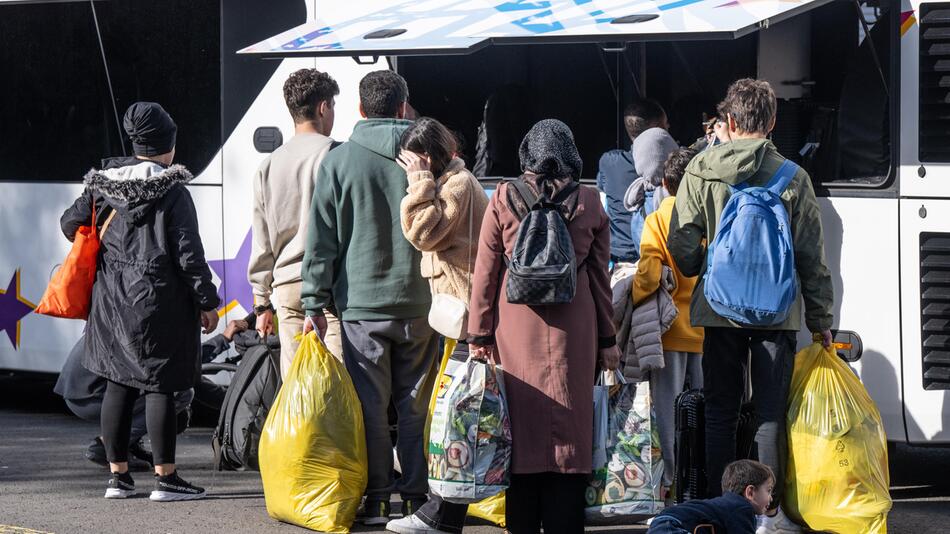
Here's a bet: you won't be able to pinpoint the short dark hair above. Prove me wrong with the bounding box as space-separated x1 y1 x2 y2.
721 78 776 135
721 459 775 495
662 148 696 195
400 117 459 177
623 99 666 140
359 70 409 118
283 69 340 124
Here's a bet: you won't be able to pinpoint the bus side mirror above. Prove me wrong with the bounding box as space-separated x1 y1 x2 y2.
253 127 283 153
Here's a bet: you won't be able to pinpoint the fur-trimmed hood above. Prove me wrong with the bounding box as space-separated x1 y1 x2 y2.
84 159 193 222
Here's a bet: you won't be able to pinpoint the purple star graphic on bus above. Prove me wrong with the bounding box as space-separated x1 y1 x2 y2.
0 270 36 349
208 229 254 316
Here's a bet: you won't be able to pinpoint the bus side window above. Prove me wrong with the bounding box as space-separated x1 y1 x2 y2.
803 4 893 188
0 3 124 182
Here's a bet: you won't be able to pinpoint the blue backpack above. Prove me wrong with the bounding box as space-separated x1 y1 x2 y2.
703 160 800 326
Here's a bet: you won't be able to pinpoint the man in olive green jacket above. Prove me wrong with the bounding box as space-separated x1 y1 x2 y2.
667 79 833 532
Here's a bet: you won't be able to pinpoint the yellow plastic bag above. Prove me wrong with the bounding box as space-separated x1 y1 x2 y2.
468 492 506 527
425 339 506 528
784 342 891 534
259 332 367 532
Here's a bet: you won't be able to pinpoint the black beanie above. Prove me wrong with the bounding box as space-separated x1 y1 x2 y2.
123 102 177 157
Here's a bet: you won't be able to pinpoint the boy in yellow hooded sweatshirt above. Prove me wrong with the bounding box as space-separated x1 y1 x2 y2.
632 146 704 498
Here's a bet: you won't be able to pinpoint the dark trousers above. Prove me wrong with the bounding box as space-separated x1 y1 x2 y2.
101 380 178 465
417 494 469 533
702 327 795 504
505 473 587 534
341 318 440 501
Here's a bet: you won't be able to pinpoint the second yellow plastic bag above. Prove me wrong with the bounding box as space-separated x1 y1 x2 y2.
784 342 891 534
426 339 507 528
259 332 367 532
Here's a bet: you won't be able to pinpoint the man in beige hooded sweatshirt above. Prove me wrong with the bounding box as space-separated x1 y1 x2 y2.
248 68 343 378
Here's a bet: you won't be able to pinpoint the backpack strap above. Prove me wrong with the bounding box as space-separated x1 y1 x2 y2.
508 179 541 210
549 181 580 206
765 159 799 195
732 159 799 195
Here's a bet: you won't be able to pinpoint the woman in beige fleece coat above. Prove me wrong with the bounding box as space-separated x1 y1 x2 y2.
391 117 488 534
398 118 488 313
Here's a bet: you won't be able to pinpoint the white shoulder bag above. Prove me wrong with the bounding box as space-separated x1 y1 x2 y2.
427 176 476 340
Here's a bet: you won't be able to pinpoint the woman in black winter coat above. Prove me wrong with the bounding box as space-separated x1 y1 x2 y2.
59 102 220 501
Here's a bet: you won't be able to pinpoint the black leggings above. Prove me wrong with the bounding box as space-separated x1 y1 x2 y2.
505 473 588 534
101 380 176 465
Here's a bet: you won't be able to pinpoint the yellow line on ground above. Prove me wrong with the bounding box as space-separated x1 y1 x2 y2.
0 526 54 534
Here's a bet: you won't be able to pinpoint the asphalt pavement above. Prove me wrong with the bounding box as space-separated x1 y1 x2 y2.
0 374 948 534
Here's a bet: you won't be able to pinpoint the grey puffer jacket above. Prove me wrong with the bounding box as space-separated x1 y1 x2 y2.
612 265 677 382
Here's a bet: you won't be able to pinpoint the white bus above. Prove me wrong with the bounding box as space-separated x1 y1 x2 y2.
0 0 377 368
2 0 948 446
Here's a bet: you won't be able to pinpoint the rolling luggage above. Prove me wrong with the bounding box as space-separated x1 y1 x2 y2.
673 389 757 503
673 389 706 503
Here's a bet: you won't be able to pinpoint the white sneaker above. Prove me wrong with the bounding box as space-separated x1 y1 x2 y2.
104 472 136 499
755 507 803 534
385 514 452 534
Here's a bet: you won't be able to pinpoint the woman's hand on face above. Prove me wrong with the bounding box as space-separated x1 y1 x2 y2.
469 343 495 363
599 345 621 371
396 150 431 173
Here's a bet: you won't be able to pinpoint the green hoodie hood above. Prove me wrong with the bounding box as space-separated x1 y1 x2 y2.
348 118 412 160
687 138 772 185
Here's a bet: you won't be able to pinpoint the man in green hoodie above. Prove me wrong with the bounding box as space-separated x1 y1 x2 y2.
301 70 438 525
667 79 834 532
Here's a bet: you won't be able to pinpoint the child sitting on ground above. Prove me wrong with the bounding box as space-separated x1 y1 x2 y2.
647 459 774 534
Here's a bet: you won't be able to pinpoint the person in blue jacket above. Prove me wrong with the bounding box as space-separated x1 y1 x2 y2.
648 460 774 534
596 98 668 264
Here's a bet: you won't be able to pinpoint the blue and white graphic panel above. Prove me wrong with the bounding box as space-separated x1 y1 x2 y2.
241 0 832 57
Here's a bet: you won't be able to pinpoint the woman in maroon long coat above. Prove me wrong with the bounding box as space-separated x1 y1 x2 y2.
468 119 620 533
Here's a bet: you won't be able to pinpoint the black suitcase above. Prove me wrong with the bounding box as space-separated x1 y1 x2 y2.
673 389 758 503
674 389 706 503
736 401 758 461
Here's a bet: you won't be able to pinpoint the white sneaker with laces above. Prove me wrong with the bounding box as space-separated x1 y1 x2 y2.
755 507 803 534
385 514 451 534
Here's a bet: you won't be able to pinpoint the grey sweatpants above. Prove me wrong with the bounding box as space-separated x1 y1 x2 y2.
650 350 703 488
341 317 440 501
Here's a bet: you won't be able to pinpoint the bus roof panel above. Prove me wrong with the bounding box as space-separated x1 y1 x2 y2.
239 0 833 57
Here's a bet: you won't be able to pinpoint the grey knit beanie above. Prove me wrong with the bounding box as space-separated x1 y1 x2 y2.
632 127 679 187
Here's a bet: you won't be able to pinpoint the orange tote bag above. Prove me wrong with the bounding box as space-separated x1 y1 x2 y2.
35 203 116 319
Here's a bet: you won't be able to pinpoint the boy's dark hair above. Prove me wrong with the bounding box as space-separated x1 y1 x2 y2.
721 459 775 495
359 70 409 118
662 148 697 195
400 117 458 177
283 69 340 124
623 99 667 140
721 78 776 135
